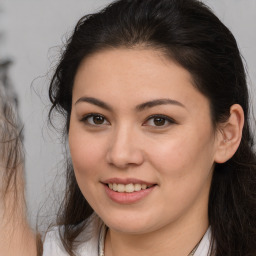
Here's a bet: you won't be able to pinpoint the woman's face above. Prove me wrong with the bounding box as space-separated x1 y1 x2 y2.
69 48 220 234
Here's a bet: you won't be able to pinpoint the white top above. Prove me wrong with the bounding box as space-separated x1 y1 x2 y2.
43 215 212 256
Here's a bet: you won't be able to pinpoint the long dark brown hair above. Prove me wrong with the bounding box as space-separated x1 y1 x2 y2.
48 0 256 255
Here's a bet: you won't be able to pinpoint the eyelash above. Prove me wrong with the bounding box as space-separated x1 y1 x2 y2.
80 113 110 126
143 114 176 127
80 113 176 127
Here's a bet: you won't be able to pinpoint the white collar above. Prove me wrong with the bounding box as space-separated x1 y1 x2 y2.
194 227 212 256
98 225 212 256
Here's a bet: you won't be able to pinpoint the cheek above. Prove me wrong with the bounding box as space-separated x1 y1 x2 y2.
68 132 105 207
68 127 104 180
149 133 214 212
148 126 215 180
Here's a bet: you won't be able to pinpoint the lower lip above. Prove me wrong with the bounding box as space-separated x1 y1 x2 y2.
104 184 156 204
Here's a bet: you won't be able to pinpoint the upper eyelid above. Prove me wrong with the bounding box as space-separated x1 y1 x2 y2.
81 113 110 124
144 114 176 123
81 113 102 120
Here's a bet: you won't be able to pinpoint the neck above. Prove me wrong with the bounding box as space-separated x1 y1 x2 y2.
104 207 209 256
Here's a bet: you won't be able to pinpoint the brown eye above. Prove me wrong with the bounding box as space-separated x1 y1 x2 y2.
81 114 110 126
143 114 176 128
153 117 166 126
93 115 105 124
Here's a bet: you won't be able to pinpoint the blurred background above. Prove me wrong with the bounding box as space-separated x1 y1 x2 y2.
0 0 255 225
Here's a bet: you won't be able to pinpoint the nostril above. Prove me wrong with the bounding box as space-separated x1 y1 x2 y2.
106 141 144 168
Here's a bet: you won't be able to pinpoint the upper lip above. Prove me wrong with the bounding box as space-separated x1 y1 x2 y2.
102 178 156 186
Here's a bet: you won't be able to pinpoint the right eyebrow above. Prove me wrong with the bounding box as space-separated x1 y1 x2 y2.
75 97 113 111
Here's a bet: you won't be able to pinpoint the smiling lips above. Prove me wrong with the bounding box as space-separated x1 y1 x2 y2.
103 179 156 204
108 183 154 193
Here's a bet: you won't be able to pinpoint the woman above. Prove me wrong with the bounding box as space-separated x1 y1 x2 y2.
0 63 37 255
43 0 256 255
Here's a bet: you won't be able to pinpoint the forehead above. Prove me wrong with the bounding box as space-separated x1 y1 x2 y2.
73 48 209 111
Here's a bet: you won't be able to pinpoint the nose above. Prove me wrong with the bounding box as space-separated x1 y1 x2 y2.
106 125 144 169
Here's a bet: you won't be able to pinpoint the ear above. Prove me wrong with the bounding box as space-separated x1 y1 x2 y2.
214 104 244 163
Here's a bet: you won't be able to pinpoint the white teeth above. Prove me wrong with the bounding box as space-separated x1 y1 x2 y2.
141 184 147 190
117 184 125 192
113 183 118 191
108 183 152 193
134 184 142 191
125 183 135 193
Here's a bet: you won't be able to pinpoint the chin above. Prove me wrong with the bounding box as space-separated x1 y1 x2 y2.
100 213 160 235
109 223 151 235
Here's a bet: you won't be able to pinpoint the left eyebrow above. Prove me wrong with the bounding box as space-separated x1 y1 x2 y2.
136 98 186 111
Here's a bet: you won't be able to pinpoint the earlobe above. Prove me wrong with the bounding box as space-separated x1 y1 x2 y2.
214 104 244 164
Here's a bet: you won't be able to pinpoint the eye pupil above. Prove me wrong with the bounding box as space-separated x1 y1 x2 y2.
153 117 165 126
93 115 104 124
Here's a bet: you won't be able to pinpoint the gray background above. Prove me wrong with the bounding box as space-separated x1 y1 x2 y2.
1 0 255 224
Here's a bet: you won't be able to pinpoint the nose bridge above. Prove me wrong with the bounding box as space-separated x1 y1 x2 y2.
106 122 144 168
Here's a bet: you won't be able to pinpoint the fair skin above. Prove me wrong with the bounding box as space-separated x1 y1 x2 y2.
0 166 36 256
0 117 36 255
69 48 244 256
